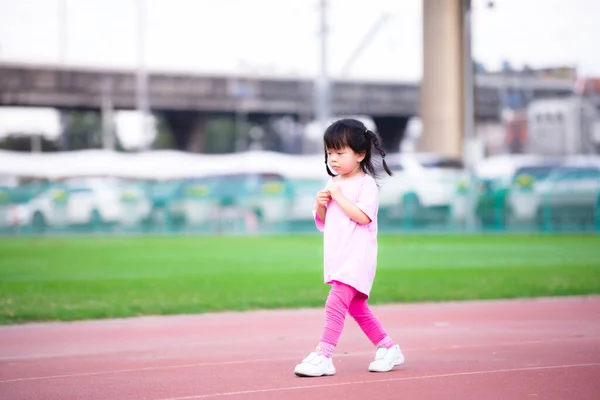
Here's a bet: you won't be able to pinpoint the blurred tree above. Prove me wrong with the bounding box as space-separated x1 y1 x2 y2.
204 117 247 154
61 111 103 150
59 110 138 151
0 135 59 152
261 118 284 152
152 115 175 149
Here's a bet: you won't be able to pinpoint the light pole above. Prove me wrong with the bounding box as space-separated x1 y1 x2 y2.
463 0 474 161
462 0 478 231
315 0 330 124
136 0 151 151
101 77 115 150
58 0 69 151
58 0 68 65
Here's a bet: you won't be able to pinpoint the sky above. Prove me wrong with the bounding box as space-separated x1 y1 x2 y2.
0 0 599 82
0 0 598 147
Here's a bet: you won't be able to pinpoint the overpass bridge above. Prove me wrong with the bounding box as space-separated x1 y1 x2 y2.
0 63 573 152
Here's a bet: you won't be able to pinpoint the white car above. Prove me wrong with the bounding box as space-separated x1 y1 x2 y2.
523 157 600 228
505 162 565 225
463 154 562 227
378 153 466 224
18 180 151 230
473 154 558 189
165 173 296 231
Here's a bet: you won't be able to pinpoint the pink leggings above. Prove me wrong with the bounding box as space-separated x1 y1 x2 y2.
320 281 388 348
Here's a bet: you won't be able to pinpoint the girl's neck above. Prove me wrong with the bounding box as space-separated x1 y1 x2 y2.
339 165 365 180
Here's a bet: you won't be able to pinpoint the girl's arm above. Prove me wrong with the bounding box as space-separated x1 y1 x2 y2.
314 187 331 231
316 204 327 223
327 178 378 226
330 194 371 225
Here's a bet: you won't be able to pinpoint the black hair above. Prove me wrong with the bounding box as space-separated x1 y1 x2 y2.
323 118 393 178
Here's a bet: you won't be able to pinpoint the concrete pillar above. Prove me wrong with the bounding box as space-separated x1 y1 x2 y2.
420 0 469 158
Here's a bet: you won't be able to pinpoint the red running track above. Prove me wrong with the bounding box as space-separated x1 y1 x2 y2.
1 296 599 400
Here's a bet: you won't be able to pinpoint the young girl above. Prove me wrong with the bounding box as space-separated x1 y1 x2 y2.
294 118 404 377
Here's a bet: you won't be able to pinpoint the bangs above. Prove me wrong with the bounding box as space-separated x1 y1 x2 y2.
323 121 349 150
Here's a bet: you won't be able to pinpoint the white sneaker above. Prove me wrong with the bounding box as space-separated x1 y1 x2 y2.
294 352 336 377
368 344 405 372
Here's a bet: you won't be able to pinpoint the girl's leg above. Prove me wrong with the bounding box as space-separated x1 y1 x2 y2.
348 293 394 348
317 281 357 358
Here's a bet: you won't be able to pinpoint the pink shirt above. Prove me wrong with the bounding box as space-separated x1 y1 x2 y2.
314 173 379 297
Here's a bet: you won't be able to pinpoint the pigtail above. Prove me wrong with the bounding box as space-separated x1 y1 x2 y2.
365 129 393 177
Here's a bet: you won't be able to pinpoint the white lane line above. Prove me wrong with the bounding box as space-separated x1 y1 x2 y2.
159 363 600 400
0 333 595 362
1 336 598 384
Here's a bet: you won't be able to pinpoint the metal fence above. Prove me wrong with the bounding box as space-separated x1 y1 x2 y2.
1 170 599 236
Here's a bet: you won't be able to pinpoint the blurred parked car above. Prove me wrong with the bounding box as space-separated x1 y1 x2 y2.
164 172 294 231
0 180 51 229
378 153 466 225
16 179 151 231
505 163 564 226
472 154 561 228
139 180 184 230
534 158 600 229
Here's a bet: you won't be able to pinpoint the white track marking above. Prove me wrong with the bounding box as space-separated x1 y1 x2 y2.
158 363 600 399
161 363 600 400
1 336 598 384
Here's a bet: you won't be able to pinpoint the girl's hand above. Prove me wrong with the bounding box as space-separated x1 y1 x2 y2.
316 189 331 207
326 182 342 201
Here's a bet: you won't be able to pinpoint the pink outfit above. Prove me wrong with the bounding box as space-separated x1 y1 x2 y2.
317 281 391 357
313 174 394 357
314 174 379 297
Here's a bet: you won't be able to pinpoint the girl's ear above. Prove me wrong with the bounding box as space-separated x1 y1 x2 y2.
356 152 366 163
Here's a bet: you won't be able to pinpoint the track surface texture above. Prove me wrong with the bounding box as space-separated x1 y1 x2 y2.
1 296 599 400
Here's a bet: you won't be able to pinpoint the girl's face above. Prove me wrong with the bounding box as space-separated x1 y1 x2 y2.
326 146 365 177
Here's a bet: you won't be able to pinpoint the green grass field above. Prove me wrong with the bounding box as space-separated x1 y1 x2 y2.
0 234 599 324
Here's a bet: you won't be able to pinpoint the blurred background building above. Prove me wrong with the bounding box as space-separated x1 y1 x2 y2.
0 0 599 235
